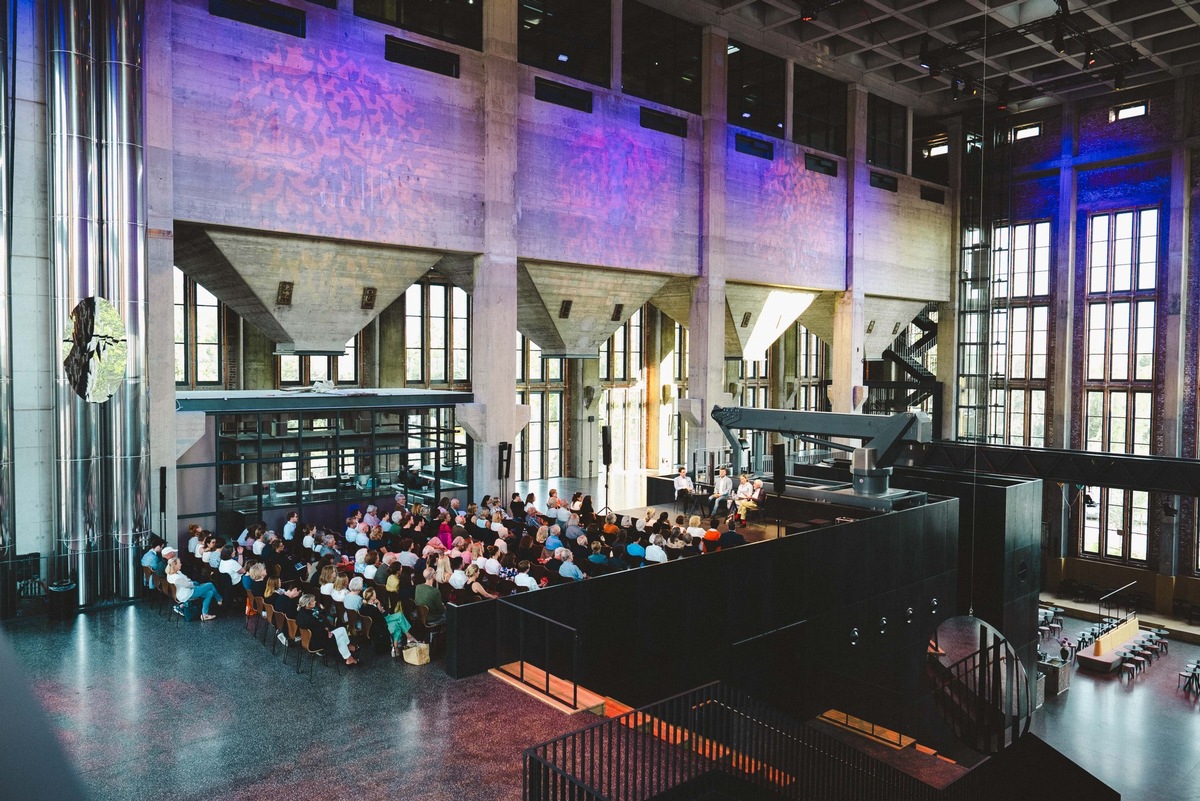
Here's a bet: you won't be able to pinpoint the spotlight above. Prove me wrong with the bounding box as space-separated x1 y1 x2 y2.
951 79 960 101
1052 25 1065 54
918 39 931 70
801 5 816 22
1084 48 1095 69
1114 70 1125 90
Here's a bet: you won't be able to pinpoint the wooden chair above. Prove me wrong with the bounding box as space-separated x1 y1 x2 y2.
298 628 336 679
261 602 277 646
247 596 266 639
416 603 445 652
271 611 290 655
152 574 171 615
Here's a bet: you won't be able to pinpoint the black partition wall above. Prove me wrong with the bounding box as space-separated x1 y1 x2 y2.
449 497 960 735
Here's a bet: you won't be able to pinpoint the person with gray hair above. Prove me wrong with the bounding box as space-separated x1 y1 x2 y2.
557 548 584 582
296 594 357 666
344 576 364 611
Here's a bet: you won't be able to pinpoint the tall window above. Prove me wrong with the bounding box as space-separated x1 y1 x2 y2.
515 333 567 480
793 66 846 156
174 267 223 388
1080 208 1158 563
727 42 785 137
518 0 611 88
866 94 907 173
600 308 643 383
621 0 702 114
402 279 470 387
278 337 359 387
987 221 1051 447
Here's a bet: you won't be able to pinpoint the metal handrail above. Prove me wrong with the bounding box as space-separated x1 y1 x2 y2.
497 597 581 710
523 681 947 801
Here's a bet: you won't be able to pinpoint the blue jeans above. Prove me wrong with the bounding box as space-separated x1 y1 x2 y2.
710 495 730 516
188 583 222 615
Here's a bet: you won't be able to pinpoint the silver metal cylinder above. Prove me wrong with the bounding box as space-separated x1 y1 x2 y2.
48 0 102 604
96 0 147 600
0 0 15 568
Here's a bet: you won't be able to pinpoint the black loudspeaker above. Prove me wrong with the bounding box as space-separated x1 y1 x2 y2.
498 442 512 480
601 425 613 467
159 466 167 508
772 443 787 494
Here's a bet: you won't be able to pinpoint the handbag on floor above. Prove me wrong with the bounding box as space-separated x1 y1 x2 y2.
401 642 430 665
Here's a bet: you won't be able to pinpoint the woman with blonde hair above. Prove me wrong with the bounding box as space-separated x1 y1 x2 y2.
165 557 222 620
464 564 498 601
318 564 337 596
330 573 350 602
434 554 453 585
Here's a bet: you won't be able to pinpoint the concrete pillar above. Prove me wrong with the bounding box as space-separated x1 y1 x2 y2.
783 59 794 142
830 85 868 413
568 357 600 478
1155 78 1193 613
377 300 404 387
466 0 521 497
936 116 964 440
241 325 276 390
643 306 662 471
687 27 730 451
145 0 178 543
1047 101 1078 575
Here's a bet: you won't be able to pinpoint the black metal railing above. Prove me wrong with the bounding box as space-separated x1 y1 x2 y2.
497 598 582 710
932 636 1031 755
864 381 943 435
524 681 954 801
0 543 143 620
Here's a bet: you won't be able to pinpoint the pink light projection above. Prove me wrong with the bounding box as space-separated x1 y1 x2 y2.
518 113 700 273
207 42 480 245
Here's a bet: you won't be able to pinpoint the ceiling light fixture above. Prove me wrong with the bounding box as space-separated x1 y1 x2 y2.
1084 48 1095 69
1052 25 1065 53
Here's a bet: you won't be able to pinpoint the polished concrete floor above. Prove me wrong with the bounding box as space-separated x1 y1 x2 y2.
9 601 1200 800
1032 612 1200 800
4 605 582 801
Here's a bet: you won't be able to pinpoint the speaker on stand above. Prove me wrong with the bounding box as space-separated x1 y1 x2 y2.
599 425 613 515
498 442 512 508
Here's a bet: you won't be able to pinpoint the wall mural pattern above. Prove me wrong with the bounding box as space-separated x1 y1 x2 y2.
517 108 699 273
194 41 480 245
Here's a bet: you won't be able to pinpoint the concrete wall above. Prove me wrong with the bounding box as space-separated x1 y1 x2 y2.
724 131 846 289
516 87 701 273
858 170 954 302
171 0 485 250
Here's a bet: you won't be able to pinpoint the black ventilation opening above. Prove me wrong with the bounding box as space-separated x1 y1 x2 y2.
804 153 837 177
869 171 899 192
535 77 593 113
209 0 306 37
385 35 460 78
640 106 688 138
920 185 946 204
735 133 773 160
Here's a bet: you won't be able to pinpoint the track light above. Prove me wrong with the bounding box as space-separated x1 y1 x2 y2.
1084 48 1095 69
951 79 960 101
801 5 816 22
918 38 931 70
1114 70 1125 90
1052 25 1065 54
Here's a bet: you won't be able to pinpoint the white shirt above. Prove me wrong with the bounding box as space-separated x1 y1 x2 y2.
331 588 347 602
494 537 509 555
556 506 571 524
398 551 419 568
252 540 266 556
320 582 334 596
363 564 378 581
483 558 501 576
356 530 370 547
644 544 668 563
186 536 200 555
218 558 243 583
735 481 753 500
449 570 468 590
673 473 694 492
167 571 195 602
237 529 254 548
302 533 316 550
514 572 539 591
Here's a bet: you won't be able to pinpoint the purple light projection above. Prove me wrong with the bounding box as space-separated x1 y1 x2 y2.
517 106 700 273
180 39 481 246
725 137 845 287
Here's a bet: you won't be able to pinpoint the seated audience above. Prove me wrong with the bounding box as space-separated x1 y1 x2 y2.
296 593 357 666
165 557 222 621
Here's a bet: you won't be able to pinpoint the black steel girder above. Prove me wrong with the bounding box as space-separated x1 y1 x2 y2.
908 441 1200 496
